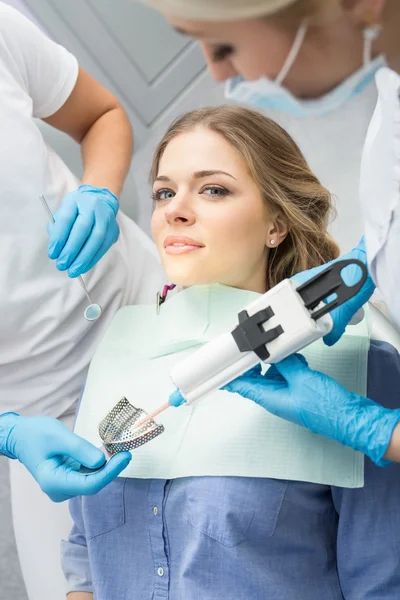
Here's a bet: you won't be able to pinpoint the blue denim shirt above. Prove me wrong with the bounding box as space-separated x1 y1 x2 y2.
62 342 400 600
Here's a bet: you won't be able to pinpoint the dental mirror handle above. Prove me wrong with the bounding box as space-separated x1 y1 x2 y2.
39 194 93 304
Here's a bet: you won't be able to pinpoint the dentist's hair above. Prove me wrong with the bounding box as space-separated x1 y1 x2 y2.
150 105 339 289
142 0 336 23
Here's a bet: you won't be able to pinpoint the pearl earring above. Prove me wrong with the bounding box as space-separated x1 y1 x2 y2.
270 239 276 245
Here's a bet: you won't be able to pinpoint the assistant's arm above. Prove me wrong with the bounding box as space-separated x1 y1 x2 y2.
44 67 134 277
43 66 133 199
0 412 131 502
1 5 133 277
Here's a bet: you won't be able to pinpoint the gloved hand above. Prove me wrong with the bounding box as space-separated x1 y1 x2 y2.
292 237 375 346
48 184 120 278
224 355 400 466
0 412 131 502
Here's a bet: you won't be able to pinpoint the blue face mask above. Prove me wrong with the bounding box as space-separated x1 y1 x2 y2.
225 20 386 117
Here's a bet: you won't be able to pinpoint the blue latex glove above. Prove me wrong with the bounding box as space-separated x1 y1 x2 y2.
0 412 131 502
292 237 375 346
224 355 400 466
48 184 120 278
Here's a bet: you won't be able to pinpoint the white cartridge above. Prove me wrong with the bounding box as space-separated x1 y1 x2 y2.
170 279 332 404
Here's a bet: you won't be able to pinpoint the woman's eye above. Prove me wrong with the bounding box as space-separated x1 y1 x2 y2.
211 44 234 62
152 189 175 201
202 186 230 198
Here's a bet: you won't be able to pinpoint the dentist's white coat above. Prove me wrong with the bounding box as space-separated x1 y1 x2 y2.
359 67 400 329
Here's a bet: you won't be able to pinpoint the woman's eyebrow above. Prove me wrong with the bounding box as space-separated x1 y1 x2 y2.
194 170 237 180
173 26 206 38
155 170 237 183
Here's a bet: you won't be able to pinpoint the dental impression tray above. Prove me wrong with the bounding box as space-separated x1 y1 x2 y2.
79 397 164 475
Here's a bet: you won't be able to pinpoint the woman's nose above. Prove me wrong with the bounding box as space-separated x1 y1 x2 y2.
165 195 196 225
201 43 238 81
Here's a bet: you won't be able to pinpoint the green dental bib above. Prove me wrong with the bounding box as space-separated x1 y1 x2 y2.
75 284 369 487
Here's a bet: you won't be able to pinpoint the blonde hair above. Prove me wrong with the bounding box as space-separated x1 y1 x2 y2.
141 0 336 22
275 0 341 23
150 106 339 289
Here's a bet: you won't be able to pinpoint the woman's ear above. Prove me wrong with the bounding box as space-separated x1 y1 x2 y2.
266 214 288 249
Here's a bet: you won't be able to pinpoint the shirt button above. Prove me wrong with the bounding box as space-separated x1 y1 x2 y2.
157 567 165 577
153 506 159 516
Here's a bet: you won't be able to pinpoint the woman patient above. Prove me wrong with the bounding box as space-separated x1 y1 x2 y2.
62 107 400 600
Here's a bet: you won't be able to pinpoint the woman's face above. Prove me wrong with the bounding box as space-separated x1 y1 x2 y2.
165 10 377 98
151 127 282 293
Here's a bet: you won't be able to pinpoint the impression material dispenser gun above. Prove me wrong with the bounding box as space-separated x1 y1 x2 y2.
137 258 368 427
169 259 367 405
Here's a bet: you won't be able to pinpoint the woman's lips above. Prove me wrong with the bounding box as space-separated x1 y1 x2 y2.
164 236 204 255
165 243 204 255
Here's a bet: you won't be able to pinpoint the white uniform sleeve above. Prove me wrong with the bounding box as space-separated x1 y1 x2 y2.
0 3 79 118
359 67 400 328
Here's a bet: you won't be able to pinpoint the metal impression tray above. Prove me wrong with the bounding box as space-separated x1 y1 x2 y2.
100 396 165 455
80 397 165 474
